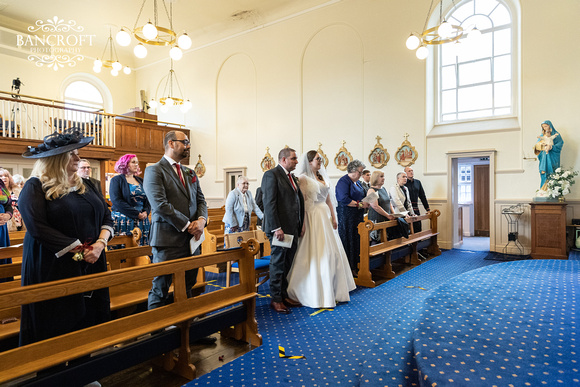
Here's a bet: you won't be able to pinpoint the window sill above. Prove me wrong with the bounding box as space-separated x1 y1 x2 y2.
427 116 520 138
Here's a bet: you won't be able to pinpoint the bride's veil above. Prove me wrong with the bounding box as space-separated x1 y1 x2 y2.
295 151 338 208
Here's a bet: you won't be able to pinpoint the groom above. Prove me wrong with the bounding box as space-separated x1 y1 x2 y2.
261 147 305 314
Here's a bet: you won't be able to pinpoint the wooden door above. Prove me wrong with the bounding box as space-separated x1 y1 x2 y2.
474 164 490 236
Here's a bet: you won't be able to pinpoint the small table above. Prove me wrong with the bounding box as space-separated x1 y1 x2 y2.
502 204 525 255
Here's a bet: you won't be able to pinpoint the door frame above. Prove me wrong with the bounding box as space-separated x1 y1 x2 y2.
447 149 496 250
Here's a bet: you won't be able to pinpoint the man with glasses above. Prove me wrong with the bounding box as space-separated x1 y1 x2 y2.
77 159 103 196
143 130 208 311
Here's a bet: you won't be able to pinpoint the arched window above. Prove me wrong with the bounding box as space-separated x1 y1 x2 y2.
438 0 515 123
64 81 104 112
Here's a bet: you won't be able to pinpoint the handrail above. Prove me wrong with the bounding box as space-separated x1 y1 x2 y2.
0 91 185 128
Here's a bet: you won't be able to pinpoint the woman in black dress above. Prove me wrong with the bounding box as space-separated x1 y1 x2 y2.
19 129 114 345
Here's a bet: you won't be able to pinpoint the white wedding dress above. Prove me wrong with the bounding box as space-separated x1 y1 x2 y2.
287 176 356 308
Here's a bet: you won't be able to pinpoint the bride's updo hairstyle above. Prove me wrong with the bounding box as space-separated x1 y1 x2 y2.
306 150 324 182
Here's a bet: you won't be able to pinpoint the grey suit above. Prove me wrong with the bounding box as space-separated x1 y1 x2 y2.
143 157 208 309
261 165 304 303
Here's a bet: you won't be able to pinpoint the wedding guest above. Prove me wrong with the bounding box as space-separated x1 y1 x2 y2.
0 178 13 278
223 176 263 236
12 174 26 189
390 172 416 218
336 160 369 276
404 166 430 233
77 159 103 196
287 151 355 308
0 168 23 231
367 171 409 241
19 129 113 345
109 154 151 245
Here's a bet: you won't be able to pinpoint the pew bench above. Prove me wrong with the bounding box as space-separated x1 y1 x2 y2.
0 241 262 385
356 210 441 288
8 230 26 245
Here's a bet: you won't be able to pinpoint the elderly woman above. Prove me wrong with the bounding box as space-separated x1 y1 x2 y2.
0 168 24 232
367 171 409 242
335 160 369 275
223 176 263 236
19 129 114 345
109 154 151 245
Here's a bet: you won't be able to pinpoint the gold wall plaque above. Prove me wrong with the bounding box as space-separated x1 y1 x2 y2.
368 136 390 168
260 147 276 172
194 154 206 178
394 133 418 167
334 140 353 171
316 142 329 168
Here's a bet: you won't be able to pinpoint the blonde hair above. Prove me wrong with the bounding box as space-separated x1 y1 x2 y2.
30 152 86 200
370 171 384 186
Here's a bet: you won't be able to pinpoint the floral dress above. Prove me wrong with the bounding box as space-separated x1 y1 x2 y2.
111 183 150 245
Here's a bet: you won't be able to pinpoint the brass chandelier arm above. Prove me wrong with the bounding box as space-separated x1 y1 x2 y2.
421 25 463 45
134 25 177 46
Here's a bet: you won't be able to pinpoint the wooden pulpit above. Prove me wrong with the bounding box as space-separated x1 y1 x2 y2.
530 202 568 259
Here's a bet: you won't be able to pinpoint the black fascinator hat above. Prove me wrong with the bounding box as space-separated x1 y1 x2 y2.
22 128 94 159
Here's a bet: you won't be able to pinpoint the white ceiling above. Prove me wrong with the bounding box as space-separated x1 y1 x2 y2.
0 0 338 67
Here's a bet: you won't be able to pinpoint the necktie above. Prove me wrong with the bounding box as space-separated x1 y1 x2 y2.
288 173 297 191
174 163 186 187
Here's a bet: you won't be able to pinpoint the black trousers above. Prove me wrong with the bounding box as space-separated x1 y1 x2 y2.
267 231 298 303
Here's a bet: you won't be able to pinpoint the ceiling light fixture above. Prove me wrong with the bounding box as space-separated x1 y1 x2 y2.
116 0 192 60
149 60 192 113
406 0 478 60
93 29 130 75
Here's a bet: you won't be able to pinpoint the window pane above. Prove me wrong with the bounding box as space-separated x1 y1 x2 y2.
441 44 457 66
494 107 511 115
490 3 511 27
458 59 491 86
65 81 103 103
494 28 511 56
494 81 511 107
452 1 475 22
458 109 493 119
442 113 457 121
458 31 492 62
459 84 492 111
494 55 511 81
462 14 493 31
442 90 457 114
475 0 499 16
442 66 457 89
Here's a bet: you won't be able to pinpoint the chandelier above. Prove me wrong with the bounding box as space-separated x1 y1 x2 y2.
116 0 192 60
149 60 192 113
405 0 480 60
93 30 131 76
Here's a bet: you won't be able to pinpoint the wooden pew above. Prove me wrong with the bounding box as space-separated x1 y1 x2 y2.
224 230 271 288
0 241 262 385
356 210 441 288
8 231 26 245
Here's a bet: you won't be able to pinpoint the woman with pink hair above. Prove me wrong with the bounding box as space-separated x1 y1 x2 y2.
109 154 150 245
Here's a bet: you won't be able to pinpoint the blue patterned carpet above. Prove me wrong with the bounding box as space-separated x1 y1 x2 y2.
190 249 508 386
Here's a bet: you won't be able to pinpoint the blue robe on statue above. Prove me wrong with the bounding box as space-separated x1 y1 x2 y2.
535 120 563 187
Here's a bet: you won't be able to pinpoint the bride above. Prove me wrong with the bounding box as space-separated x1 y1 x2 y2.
287 150 356 308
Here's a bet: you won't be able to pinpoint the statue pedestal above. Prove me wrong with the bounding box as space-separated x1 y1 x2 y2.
530 202 568 259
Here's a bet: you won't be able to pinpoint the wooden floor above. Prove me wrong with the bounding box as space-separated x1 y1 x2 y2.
99 257 429 386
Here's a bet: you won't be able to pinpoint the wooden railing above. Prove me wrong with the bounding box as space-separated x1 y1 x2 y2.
0 91 115 147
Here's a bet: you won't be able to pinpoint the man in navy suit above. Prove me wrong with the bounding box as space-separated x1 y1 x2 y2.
261 148 304 314
144 130 208 310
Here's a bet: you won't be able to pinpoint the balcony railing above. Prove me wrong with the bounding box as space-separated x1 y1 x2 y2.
0 91 115 147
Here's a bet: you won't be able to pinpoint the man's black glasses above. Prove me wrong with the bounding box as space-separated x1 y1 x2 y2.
172 139 190 146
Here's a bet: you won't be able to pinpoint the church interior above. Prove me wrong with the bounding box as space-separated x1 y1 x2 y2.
0 0 578 385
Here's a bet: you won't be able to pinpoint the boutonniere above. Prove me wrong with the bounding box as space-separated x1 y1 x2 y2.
184 167 197 184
